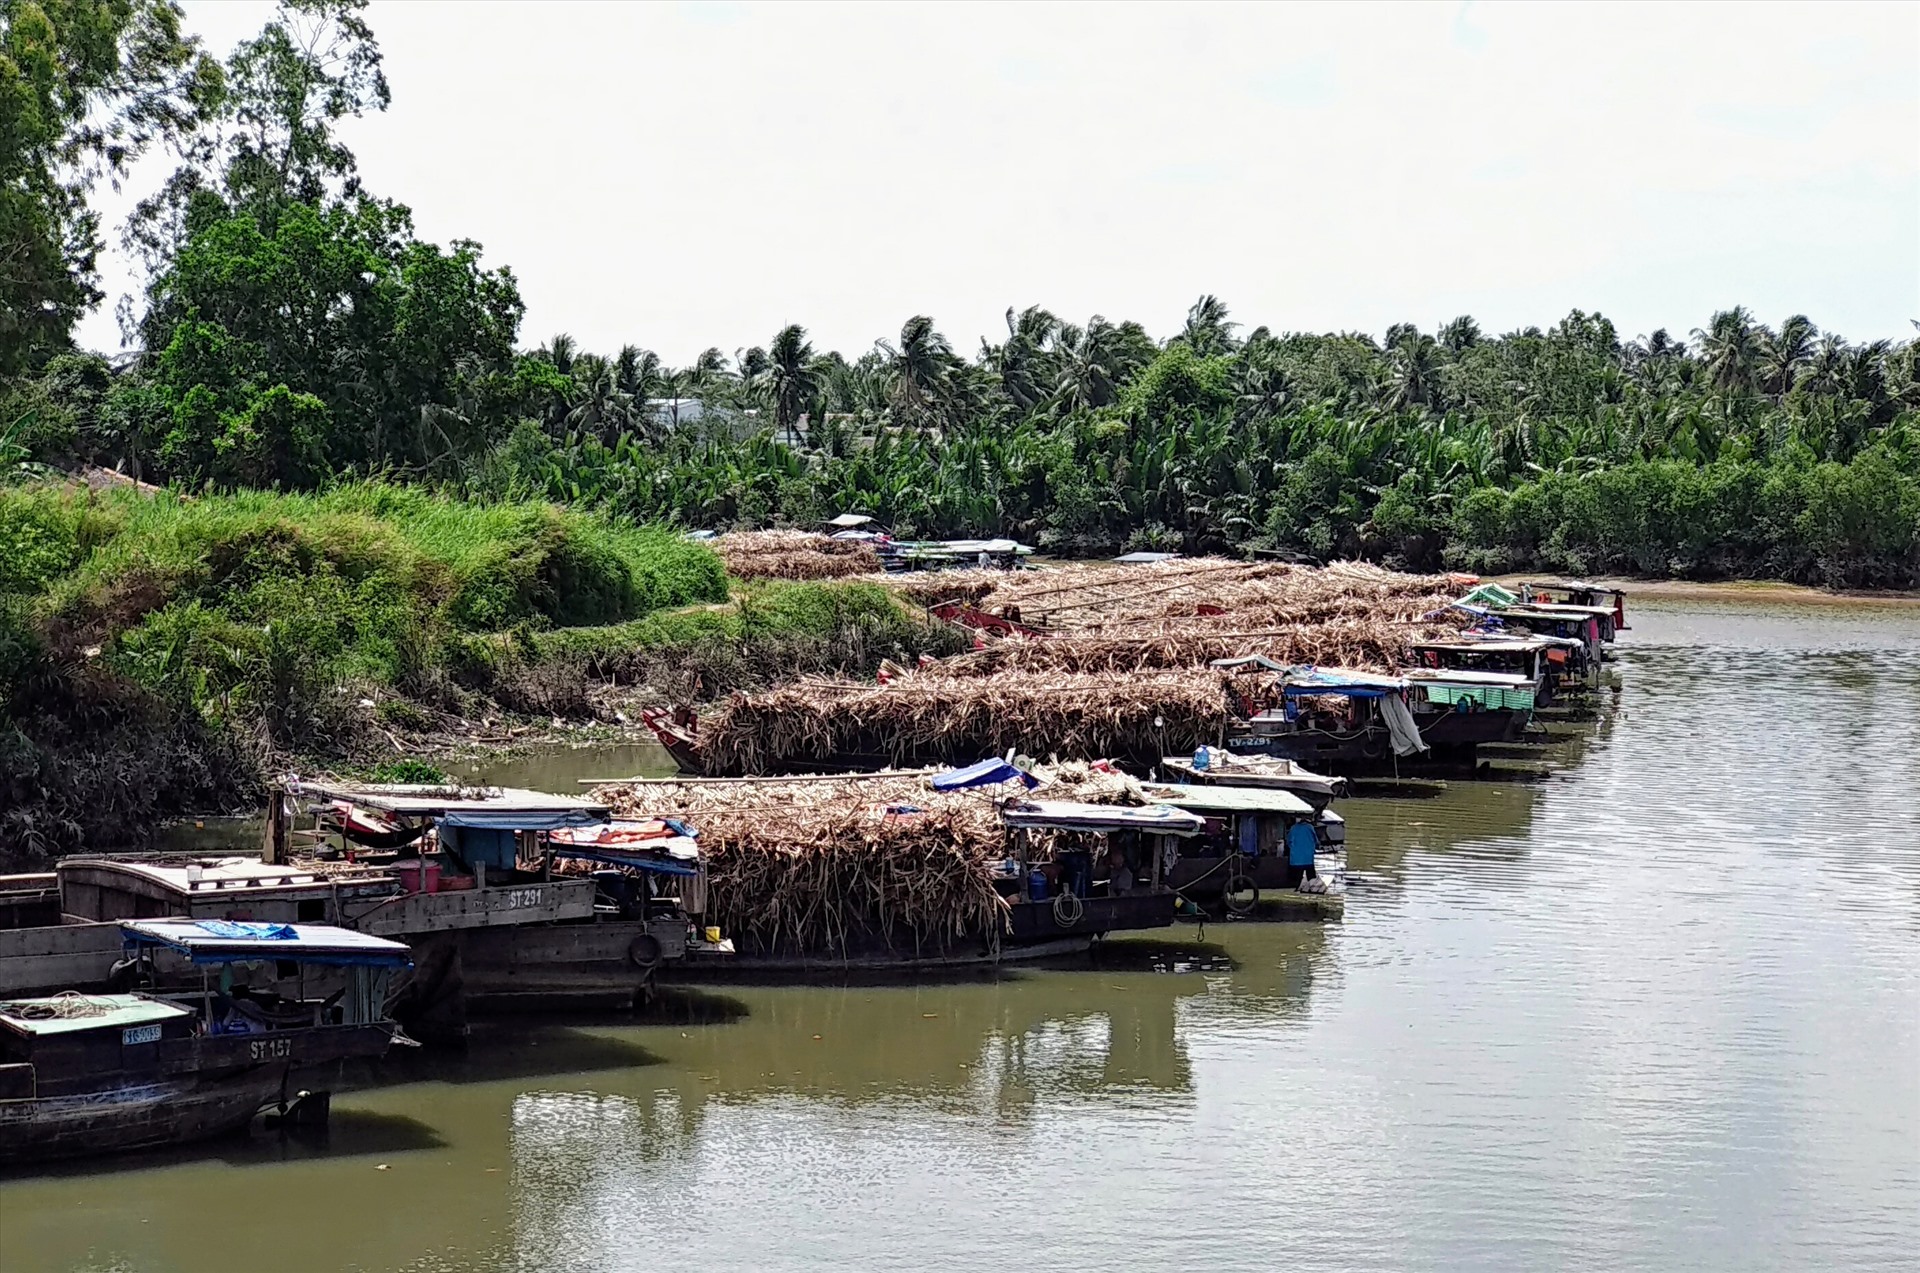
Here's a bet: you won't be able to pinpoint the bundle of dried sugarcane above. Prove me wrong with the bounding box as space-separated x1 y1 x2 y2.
713 531 882 580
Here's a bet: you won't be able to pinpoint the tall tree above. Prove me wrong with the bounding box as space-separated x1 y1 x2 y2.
1759 315 1816 399
878 315 954 431
1694 306 1762 399
1179 294 1239 357
766 324 817 440
0 0 217 371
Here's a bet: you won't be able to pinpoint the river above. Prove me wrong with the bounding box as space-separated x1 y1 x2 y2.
3 598 1916 1272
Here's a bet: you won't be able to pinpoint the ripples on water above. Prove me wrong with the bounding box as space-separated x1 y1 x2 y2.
3 601 1916 1273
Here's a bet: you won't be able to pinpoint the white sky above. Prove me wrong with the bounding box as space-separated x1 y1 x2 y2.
77 0 1920 364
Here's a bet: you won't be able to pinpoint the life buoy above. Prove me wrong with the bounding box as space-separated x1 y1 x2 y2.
627 934 663 969
1223 874 1259 916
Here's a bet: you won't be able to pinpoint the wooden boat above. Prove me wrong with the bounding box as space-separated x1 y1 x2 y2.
1406 669 1538 747
0 920 408 1163
1137 783 1345 921
1519 580 1629 631
1157 753 1344 807
0 785 715 1038
680 798 1205 970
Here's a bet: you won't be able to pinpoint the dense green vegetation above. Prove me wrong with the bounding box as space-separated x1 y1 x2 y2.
1 0 1915 857
8 0 1915 592
0 480 951 858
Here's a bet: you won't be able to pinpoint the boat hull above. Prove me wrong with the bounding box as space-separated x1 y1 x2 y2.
0 1069 284 1164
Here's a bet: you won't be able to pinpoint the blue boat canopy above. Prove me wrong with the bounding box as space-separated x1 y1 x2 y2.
121 919 413 968
932 759 1040 792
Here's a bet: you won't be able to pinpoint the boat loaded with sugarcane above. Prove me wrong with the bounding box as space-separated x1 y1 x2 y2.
0 919 410 1163
591 760 1211 971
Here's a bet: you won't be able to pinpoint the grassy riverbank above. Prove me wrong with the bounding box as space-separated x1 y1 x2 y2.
0 481 955 864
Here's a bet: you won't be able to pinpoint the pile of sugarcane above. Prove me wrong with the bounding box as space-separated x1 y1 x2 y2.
933 616 1455 677
693 669 1231 775
712 531 881 580
865 570 1000 607
596 764 1142 955
869 557 1470 673
944 558 1462 632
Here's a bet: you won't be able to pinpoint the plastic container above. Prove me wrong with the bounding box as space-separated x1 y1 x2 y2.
395 859 441 895
1192 745 1211 771
1027 869 1049 902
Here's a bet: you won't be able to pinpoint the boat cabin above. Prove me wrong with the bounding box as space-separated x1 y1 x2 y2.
1224 667 1429 767
1404 669 1539 749
1136 783 1339 915
1408 637 1581 704
1521 580 1629 630
993 800 1204 943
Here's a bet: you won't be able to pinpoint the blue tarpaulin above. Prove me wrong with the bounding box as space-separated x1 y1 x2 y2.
194 920 295 940
121 920 412 968
932 759 1040 791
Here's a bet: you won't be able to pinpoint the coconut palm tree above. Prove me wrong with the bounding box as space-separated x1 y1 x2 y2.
535 333 578 376
1179 294 1239 357
1052 317 1145 414
990 305 1061 413
1385 331 1441 413
878 315 955 432
767 324 820 441
1759 315 1817 399
1693 307 1761 399
1796 334 1849 397
1439 316 1482 354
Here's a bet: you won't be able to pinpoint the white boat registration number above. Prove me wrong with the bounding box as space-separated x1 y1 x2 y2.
249 1037 294 1061
503 887 544 909
122 1024 161 1045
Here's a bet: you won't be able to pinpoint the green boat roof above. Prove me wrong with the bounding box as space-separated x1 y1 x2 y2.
0 993 191 1037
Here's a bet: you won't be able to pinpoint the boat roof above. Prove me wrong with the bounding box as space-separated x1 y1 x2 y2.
1138 783 1314 816
121 919 413 967
827 513 874 528
1406 669 1537 688
1500 603 1613 621
1114 551 1181 564
1282 667 1408 695
296 782 609 822
1526 579 1624 595
1158 755 1341 795
57 856 369 896
1001 801 1205 837
0 993 190 1038
1414 637 1554 653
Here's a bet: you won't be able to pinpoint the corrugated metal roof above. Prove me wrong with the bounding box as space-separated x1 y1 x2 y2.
0 993 189 1037
1138 783 1315 816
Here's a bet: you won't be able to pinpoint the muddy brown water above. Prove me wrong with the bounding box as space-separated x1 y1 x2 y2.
4 599 1917 1272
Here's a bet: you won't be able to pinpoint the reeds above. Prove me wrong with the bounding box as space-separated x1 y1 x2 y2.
712 531 881 580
